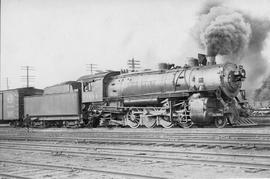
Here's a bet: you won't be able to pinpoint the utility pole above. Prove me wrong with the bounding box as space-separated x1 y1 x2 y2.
0 0 2 90
127 58 140 72
6 77 8 90
21 66 35 87
86 64 97 75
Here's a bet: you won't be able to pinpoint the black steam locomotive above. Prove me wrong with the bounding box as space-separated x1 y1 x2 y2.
0 54 255 128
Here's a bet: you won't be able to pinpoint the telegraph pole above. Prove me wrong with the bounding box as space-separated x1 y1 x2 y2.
6 77 8 90
86 64 97 75
127 58 140 72
21 66 35 87
0 0 2 90
25 66 29 87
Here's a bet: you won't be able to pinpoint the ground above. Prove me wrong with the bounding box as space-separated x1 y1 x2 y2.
0 126 269 178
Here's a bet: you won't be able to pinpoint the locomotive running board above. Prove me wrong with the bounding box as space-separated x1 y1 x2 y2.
233 117 257 126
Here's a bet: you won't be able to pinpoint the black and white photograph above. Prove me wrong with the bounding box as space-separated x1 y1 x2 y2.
0 0 270 178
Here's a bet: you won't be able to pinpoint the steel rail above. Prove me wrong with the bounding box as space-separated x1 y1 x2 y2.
1 141 269 159
1 133 270 142
0 132 270 141
0 135 270 148
1 130 270 141
1 146 270 170
0 160 165 179
1 126 270 133
0 173 31 179
1 129 270 136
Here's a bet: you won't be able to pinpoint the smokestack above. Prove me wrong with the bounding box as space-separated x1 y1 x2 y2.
206 46 216 65
206 56 216 65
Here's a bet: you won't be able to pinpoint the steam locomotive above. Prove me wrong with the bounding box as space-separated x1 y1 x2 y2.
0 54 255 128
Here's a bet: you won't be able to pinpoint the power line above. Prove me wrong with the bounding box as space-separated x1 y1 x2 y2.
127 58 140 72
21 66 35 87
86 64 98 75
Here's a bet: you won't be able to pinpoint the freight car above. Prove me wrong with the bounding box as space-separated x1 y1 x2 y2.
0 87 43 126
78 54 255 128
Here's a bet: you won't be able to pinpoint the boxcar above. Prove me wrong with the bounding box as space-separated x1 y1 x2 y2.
0 87 43 126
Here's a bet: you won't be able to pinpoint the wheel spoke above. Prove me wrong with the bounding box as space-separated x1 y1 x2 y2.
126 112 140 128
142 115 156 128
159 116 174 128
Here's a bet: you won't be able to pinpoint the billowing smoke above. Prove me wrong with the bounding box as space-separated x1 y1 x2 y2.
199 6 251 58
193 2 270 100
254 78 270 102
243 16 270 87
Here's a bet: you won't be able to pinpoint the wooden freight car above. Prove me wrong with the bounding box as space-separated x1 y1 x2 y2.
0 87 43 126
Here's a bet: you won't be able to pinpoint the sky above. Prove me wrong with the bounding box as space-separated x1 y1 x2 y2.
1 0 270 89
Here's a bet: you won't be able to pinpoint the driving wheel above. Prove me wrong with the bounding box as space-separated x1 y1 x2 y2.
159 116 174 128
142 115 157 128
214 117 228 128
126 111 140 128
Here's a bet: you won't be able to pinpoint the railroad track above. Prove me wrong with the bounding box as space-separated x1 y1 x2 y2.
1 128 270 140
1 135 270 150
1 130 270 178
1 141 270 159
1 127 270 134
0 160 164 179
1 129 270 139
3 134 267 142
1 141 270 170
2 127 270 143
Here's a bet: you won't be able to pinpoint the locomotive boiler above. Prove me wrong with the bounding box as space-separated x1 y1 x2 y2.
79 54 254 128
